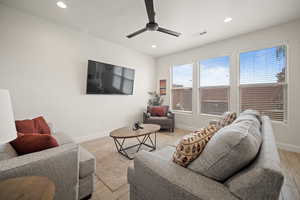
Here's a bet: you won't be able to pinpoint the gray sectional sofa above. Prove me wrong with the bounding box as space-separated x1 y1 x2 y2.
0 131 95 200
128 116 284 200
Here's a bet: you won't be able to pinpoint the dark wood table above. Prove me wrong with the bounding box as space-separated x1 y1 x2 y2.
110 124 160 160
0 176 55 200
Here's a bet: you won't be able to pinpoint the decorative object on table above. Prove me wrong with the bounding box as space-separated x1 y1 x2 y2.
0 176 55 200
172 124 219 167
143 105 175 132
147 91 163 106
133 121 144 131
0 89 17 144
159 80 167 95
110 124 160 160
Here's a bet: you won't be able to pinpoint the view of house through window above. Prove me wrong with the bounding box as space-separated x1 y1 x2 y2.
171 64 193 111
170 45 287 122
240 46 287 121
199 56 230 115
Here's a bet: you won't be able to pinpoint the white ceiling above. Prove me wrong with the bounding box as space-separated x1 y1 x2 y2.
1 0 300 57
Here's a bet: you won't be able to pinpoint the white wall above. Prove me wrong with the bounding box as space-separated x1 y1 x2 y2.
156 19 300 152
0 4 156 142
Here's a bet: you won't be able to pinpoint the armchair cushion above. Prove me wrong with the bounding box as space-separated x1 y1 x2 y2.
15 119 36 134
145 117 172 125
15 116 51 135
33 116 51 134
10 133 59 155
148 106 169 116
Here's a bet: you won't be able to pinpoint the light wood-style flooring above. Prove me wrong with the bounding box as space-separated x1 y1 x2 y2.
81 129 300 200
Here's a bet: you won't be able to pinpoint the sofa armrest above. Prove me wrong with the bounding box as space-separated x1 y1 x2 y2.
0 143 79 200
129 150 239 200
167 111 175 119
143 111 150 121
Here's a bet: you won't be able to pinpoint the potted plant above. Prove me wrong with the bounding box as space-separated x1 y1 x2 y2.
148 91 163 106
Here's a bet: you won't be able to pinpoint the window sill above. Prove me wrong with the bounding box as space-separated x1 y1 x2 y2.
171 110 193 116
199 113 223 119
271 119 288 126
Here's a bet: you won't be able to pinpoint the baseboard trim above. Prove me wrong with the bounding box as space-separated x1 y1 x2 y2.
277 142 300 153
73 132 108 144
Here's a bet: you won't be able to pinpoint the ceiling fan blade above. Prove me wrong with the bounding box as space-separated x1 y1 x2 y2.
145 0 155 22
126 28 147 38
157 27 181 37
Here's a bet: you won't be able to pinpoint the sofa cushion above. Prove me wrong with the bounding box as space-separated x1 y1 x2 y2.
173 125 219 167
235 110 261 127
148 106 169 117
0 143 18 161
52 132 74 145
79 146 96 178
10 133 59 155
188 119 262 181
154 146 176 161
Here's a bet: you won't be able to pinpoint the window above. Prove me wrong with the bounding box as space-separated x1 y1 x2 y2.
239 46 287 121
171 64 193 111
199 56 230 115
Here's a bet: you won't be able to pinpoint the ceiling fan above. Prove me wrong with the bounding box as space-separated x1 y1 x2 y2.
126 0 181 38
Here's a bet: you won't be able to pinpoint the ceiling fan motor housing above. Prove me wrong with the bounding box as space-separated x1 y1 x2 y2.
146 22 159 31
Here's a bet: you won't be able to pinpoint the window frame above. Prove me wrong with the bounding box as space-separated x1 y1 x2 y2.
237 42 289 124
197 55 232 117
167 42 289 124
170 63 194 114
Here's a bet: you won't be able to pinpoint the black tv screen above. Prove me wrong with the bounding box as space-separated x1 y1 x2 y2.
86 60 135 95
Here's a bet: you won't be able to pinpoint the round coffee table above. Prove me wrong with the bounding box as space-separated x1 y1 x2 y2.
110 124 160 160
0 176 55 200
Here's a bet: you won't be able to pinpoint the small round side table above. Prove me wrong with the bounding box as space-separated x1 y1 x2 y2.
0 176 55 200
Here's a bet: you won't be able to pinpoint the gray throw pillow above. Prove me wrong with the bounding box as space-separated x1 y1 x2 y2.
188 119 262 182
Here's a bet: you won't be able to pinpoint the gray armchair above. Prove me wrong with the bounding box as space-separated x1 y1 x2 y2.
143 106 175 132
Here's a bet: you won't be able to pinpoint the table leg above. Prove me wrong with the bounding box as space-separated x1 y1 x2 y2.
111 132 158 160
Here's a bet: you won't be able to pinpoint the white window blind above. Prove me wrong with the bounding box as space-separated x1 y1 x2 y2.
171 64 193 111
239 46 287 121
199 56 230 115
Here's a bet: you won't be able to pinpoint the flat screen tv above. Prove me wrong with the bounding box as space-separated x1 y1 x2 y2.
86 60 135 95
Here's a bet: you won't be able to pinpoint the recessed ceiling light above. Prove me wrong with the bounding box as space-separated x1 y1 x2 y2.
224 17 232 23
57 1 67 9
151 45 157 48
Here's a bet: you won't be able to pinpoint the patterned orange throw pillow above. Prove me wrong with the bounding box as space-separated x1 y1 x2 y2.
173 124 219 167
217 112 237 128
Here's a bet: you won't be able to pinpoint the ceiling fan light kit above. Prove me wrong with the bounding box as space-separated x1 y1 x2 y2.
127 0 181 38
